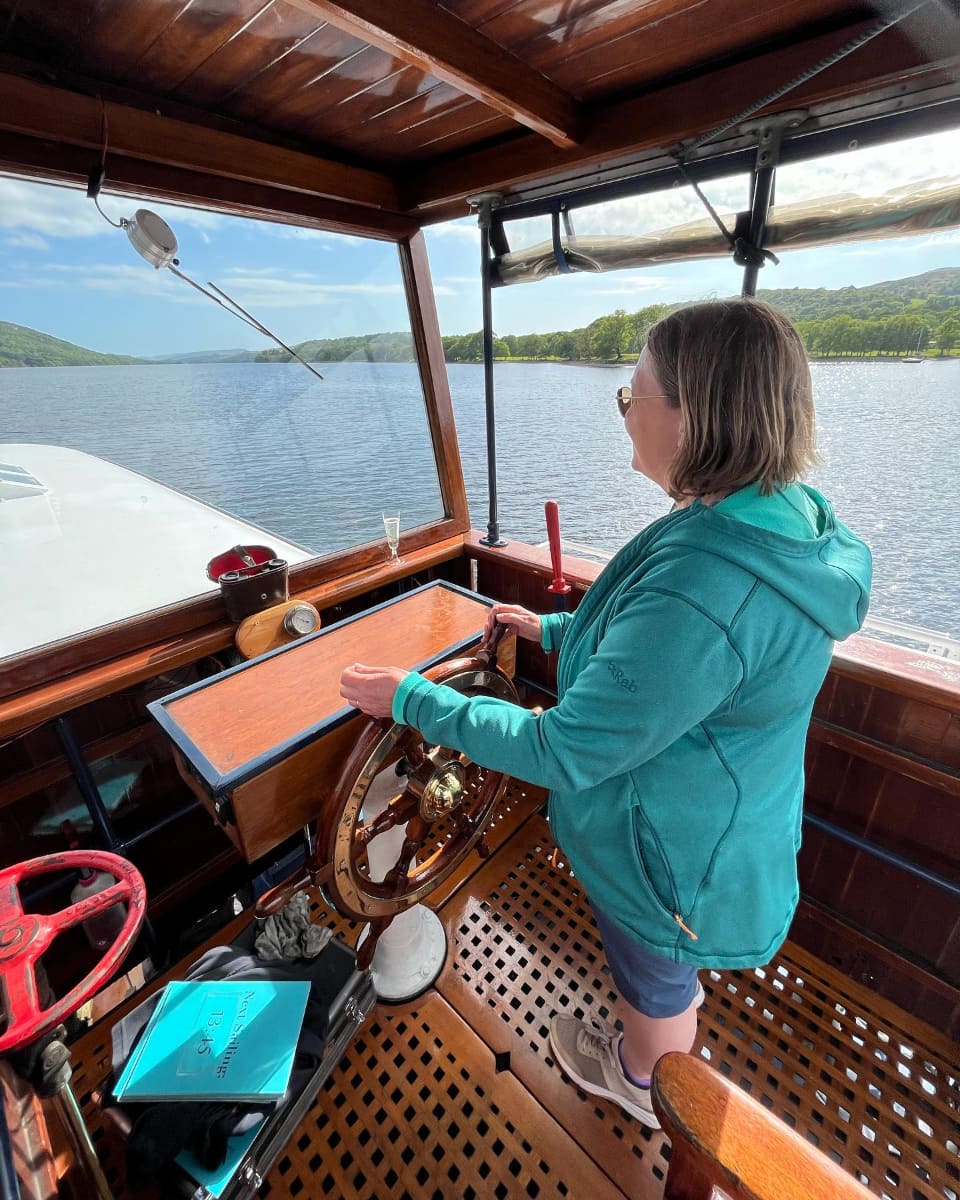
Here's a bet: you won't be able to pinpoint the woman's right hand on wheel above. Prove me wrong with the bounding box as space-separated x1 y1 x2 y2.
483 603 542 645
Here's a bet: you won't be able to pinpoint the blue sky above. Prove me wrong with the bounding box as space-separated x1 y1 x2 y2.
0 129 957 357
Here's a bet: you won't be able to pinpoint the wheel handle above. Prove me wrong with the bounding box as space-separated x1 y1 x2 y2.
0 851 146 1053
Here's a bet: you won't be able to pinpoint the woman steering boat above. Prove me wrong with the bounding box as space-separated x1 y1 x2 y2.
340 298 873 1127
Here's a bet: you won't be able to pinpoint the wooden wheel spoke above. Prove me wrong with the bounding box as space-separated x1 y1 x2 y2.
450 809 477 839
356 789 420 846
381 817 430 895
391 725 426 770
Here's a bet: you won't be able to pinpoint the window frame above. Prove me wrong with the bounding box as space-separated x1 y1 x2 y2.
0 168 470 702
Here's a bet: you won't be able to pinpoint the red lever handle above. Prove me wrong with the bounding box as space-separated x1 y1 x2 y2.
545 500 571 597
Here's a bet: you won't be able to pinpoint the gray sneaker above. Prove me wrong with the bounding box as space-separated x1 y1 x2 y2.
548 1014 660 1128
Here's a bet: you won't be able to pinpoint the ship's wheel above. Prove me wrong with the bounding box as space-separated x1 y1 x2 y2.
256 632 520 977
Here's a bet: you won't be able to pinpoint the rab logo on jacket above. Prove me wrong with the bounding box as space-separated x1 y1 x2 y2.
607 662 638 692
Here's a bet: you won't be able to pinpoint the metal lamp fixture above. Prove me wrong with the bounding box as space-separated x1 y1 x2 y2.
91 184 323 381
123 208 179 269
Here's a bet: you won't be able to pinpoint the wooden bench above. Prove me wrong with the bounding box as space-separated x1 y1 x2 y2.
652 1051 871 1199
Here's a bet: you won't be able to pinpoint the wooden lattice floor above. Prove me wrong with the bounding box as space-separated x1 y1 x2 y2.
67 793 959 1200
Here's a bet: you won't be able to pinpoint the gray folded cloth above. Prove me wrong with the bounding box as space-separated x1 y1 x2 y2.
254 890 331 961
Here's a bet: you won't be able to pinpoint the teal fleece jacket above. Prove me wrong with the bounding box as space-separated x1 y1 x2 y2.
393 484 871 968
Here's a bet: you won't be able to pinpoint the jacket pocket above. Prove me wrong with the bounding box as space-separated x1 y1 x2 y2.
632 805 702 941
631 805 682 923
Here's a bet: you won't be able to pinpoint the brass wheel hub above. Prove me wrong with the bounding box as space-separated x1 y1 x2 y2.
417 759 467 821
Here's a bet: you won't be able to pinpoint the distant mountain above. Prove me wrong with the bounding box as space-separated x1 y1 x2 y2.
757 268 960 322
145 348 261 363
0 322 143 368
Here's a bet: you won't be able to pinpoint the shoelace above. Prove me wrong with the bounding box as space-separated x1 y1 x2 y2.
576 1016 617 1058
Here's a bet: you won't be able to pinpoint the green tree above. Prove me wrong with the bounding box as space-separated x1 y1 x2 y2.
935 314 960 355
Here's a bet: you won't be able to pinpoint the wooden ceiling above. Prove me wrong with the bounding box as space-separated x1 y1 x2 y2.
0 0 956 232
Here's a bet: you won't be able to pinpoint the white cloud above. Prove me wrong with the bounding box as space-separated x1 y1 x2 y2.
584 273 672 295
426 220 479 241
216 270 453 306
0 176 223 241
264 225 349 248
6 232 49 250
6 261 205 303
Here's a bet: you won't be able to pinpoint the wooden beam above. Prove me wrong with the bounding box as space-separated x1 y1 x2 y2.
0 71 398 211
400 231 470 531
287 0 580 148
0 130 416 240
403 20 955 215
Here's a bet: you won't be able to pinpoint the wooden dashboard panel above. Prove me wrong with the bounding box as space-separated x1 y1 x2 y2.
150 582 492 860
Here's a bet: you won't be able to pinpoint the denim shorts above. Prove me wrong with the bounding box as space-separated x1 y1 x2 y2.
591 902 699 1018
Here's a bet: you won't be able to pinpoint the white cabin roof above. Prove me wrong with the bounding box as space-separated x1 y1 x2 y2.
0 443 312 660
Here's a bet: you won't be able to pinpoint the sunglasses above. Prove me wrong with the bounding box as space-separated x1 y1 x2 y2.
616 385 633 417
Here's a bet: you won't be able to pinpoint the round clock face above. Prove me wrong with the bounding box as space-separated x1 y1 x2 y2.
283 604 319 637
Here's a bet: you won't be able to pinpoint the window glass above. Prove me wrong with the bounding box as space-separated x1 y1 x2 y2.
1 177 444 659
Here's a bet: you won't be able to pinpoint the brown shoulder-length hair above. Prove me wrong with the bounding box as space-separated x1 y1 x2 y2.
645 298 819 499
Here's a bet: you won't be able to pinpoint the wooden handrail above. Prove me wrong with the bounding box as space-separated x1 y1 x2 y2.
464 529 603 590
651 1052 870 1200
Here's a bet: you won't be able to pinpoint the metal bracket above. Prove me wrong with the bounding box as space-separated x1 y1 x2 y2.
739 110 808 165
467 191 504 228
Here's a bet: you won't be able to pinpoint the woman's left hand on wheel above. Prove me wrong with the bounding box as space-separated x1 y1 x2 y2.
339 663 409 718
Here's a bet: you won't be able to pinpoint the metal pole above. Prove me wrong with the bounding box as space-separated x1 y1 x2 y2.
53 716 158 957
740 121 784 298
741 164 775 298
803 812 960 899
470 192 507 547
54 717 122 853
52 1082 116 1200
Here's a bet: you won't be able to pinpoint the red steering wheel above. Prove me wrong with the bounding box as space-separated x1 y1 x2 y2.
0 851 146 1054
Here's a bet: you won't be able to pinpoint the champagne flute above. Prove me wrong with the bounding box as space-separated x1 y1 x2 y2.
382 512 402 563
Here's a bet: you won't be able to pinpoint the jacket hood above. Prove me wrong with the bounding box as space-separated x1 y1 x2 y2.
662 484 872 641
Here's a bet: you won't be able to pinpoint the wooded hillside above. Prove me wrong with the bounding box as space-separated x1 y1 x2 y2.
3 269 958 366
0 322 142 367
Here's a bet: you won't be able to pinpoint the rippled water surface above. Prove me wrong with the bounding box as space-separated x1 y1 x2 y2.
3 358 958 638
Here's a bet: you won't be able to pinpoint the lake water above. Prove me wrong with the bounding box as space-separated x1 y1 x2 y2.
2 358 958 640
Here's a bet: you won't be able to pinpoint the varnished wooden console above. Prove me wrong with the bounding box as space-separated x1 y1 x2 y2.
149 582 493 861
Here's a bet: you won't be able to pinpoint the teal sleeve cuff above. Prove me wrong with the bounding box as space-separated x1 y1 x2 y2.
540 612 567 653
392 671 434 725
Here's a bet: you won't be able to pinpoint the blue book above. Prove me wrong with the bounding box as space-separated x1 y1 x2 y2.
113 980 310 1103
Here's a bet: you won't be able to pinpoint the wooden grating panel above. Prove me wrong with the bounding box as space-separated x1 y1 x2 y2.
435 814 672 1199
703 947 960 1200
436 813 960 1200
64 796 958 1199
260 992 626 1198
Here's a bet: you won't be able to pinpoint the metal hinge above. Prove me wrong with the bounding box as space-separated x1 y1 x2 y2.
213 793 235 826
